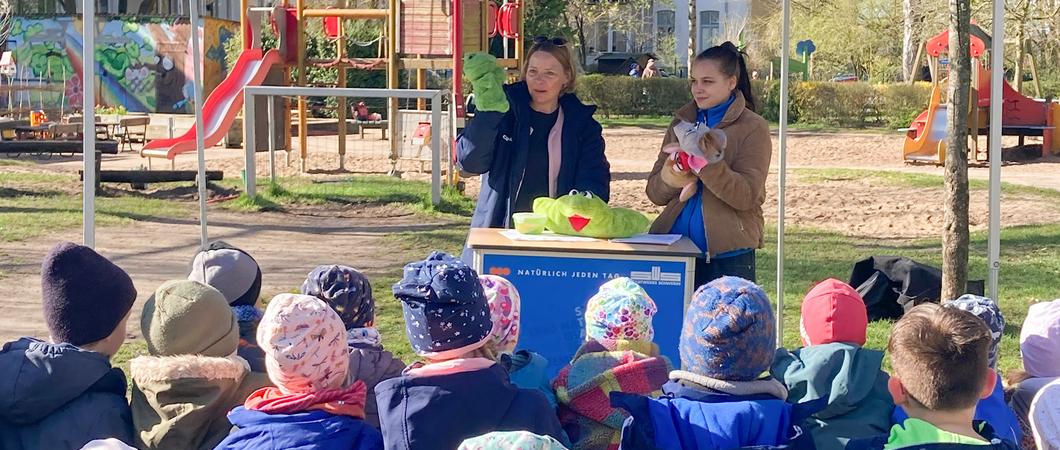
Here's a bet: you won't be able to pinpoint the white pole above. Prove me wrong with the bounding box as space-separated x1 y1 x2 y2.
245 92 257 198
189 0 209 250
776 0 791 348
431 92 441 205
988 0 1003 300
269 95 276 184
82 0 96 248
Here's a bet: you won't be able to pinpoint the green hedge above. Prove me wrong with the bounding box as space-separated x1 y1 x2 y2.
576 75 932 129
577 75 689 118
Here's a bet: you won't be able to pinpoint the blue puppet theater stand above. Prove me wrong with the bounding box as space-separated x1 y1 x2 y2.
467 228 701 375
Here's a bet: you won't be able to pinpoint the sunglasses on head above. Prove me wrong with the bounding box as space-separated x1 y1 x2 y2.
532 36 567 46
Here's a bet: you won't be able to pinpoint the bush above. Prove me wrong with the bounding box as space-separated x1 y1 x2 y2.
580 76 933 129
876 83 932 129
576 75 689 117
752 80 799 123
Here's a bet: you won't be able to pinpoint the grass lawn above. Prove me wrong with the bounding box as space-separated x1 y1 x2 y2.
218 176 474 217
2 169 1043 377
797 167 1060 201
0 171 189 242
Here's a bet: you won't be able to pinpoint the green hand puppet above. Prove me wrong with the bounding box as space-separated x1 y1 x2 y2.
463 52 510 113
533 191 650 239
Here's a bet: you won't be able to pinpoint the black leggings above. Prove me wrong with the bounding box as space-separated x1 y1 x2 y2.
693 250 756 290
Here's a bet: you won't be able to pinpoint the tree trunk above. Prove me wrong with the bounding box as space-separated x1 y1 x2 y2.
902 0 917 82
688 0 696 75
1015 15 1027 92
942 0 971 302
576 17 589 70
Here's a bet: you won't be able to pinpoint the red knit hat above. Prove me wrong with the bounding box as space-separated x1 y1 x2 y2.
799 278 867 346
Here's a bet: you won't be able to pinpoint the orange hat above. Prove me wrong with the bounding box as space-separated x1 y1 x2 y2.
799 278 868 346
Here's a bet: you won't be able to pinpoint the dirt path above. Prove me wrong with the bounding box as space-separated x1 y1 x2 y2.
0 205 459 343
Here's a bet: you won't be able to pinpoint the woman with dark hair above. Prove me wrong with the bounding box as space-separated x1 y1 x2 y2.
457 38 610 241
646 41 772 287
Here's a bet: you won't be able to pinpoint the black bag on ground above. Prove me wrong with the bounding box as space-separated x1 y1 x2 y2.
849 256 982 321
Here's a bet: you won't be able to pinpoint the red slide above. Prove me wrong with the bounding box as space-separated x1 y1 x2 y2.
142 49 282 160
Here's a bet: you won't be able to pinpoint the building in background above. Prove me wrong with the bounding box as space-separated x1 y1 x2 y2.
584 0 765 77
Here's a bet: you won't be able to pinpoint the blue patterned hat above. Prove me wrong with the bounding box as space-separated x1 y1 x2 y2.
947 294 1005 368
681 276 775 381
392 251 493 358
301 265 375 329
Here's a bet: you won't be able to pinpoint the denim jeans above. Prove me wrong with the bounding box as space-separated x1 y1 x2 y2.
693 250 756 290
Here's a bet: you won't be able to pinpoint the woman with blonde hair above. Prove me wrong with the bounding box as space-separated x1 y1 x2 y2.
457 37 610 251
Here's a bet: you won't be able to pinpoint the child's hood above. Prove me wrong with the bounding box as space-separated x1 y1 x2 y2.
0 337 125 424
771 342 892 419
347 346 405 386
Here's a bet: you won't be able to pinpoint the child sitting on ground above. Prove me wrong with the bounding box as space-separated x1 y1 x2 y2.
1009 298 1060 450
846 303 1019 450
0 242 136 449
891 295 1021 444
377 251 565 450
188 241 266 372
479 274 557 407
214 294 383 450
612 276 801 450
771 279 894 450
130 280 270 450
301 264 406 428
553 277 672 450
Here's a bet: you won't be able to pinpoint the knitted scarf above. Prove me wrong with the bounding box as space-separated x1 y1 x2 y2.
244 380 368 419
552 340 672 450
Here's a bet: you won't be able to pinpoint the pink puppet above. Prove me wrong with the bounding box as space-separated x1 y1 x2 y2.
662 120 727 202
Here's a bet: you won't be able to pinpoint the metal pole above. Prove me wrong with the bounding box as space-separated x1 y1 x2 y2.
430 92 441 205
190 0 209 250
245 92 257 198
988 0 1003 301
268 95 276 184
82 0 96 248
776 0 791 347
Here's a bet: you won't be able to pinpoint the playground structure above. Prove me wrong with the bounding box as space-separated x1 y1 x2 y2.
141 0 526 175
903 25 1060 165
770 39 814 81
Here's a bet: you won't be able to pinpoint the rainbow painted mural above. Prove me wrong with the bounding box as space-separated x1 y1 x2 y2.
4 16 238 114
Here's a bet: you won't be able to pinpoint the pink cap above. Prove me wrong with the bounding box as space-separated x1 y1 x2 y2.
799 279 868 346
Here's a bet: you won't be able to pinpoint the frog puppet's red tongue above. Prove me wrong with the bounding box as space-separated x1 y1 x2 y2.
568 214 591 232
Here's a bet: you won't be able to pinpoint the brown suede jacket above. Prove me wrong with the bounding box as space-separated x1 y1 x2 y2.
646 92 772 256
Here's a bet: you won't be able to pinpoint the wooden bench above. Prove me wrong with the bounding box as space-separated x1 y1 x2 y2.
0 140 119 155
49 123 82 140
353 120 388 140
116 116 150 153
78 169 224 191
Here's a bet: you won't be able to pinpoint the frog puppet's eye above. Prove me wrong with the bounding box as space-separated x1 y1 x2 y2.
568 189 580 196
582 191 594 199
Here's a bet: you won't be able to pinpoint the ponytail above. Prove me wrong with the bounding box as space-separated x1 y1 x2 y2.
694 41 756 112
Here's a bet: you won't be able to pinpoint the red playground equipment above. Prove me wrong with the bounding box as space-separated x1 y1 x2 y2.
143 0 525 172
903 25 1060 164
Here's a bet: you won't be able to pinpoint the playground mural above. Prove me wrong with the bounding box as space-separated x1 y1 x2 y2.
3 16 237 114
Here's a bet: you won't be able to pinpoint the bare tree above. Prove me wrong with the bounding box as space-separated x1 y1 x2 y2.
563 0 653 69
942 0 971 302
688 0 696 74
720 13 748 46
903 0 917 81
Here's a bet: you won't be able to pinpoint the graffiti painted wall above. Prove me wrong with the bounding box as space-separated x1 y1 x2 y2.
4 16 238 114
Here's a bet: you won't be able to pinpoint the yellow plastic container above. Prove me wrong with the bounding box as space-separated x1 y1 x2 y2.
512 212 547 234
